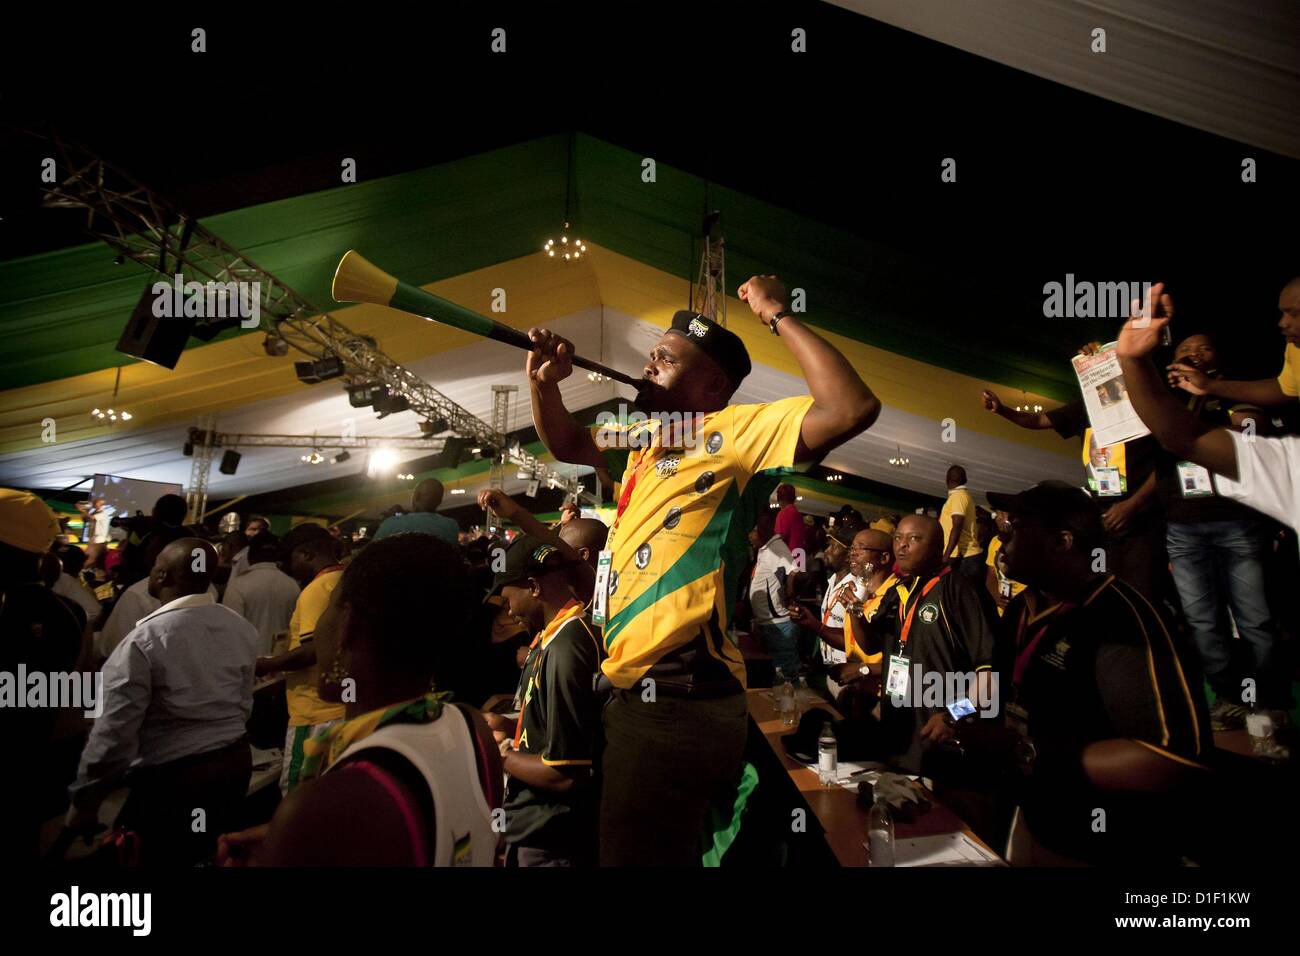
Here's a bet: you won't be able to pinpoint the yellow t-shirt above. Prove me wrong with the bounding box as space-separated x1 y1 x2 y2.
985 536 1027 615
286 567 346 727
1278 342 1299 398
594 396 815 690
938 487 982 559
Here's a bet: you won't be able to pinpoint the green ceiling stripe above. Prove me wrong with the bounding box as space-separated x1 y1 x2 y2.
2 132 1091 400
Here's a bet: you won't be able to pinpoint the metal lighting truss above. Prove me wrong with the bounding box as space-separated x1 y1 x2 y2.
691 210 726 326
37 135 596 506
186 412 217 523
488 385 518 492
190 430 446 451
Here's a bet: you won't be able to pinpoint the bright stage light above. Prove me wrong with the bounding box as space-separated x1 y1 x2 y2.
367 448 399 477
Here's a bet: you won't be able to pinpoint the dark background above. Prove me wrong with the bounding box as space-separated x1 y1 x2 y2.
3 2 1296 380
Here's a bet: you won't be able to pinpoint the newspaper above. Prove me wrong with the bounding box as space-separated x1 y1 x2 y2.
1070 341 1151 448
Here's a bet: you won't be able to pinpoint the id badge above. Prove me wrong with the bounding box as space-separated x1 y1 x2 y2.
1176 460 1214 498
1094 466 1123 497
999 579 1012 598
884 654 910 700
591 550 613 627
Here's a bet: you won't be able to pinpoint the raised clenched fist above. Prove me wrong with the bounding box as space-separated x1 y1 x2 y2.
526 327 575 384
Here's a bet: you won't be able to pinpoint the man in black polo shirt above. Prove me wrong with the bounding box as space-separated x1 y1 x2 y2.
491 535 603 867
862 514 998 775
988 481 1211 865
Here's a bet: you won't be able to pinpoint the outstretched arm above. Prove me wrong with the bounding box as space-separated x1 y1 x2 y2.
738 276 881 463
980 389 1053 429
477 489 584 565
1166 363 1291 407
1115 284 1239 479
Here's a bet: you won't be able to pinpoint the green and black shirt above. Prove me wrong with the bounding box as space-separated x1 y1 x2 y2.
504 602 604 855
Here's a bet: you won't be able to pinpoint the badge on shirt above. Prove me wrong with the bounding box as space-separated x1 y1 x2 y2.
591 550 613 627
885 654 910 700
1176 460 1214 498
1094 466 1123 497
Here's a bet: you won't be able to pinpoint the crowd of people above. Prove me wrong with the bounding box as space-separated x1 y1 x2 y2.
2 274 1298 868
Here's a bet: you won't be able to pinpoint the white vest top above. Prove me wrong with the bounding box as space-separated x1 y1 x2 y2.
332 706 498 866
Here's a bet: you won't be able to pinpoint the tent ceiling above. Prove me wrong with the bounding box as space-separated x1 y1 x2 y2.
1 133 1140 401
0 246 1078 512
831 0 1300 160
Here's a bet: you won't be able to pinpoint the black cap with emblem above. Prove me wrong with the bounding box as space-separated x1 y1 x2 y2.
666 311 752 390
487 534 569 598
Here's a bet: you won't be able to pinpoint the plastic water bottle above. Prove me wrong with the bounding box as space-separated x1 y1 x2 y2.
866 784 895 866
818 723 838 786
775 668 796 725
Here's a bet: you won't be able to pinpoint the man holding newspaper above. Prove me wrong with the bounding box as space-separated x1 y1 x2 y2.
981 341 1167 602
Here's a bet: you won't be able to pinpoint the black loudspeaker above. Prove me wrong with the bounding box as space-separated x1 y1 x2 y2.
116 282 195 369
432 436 468 471
219 450 242 474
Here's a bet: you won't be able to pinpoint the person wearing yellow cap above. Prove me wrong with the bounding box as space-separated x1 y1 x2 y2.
869 516 897 536
0 489 85 865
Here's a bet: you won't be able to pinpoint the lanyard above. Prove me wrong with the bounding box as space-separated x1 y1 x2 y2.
895 567 949 655
513 599 585 748
612 442 661 534
822 576 858 625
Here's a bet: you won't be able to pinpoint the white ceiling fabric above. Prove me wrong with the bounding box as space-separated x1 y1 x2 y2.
827 0 1300 159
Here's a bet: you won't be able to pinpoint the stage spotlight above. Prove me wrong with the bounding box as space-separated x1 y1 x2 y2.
332 450 351 464
367 448 399 478
263 334 289 357
373 391 411 418
347 382 384 408
219 450 242 474
477 445 498 460
182 441 194 457
294 356 345 384
419 416 449 436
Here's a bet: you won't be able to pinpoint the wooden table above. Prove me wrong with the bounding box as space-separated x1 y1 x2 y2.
747 688 1001 866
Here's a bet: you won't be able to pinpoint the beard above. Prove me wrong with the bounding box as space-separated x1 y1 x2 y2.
634 379 668 413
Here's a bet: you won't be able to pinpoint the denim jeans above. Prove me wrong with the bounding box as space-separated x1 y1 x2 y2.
1166 518 1283 707
754 619 802 677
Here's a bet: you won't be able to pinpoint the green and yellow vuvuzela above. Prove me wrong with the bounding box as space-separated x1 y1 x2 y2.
330 250 640 387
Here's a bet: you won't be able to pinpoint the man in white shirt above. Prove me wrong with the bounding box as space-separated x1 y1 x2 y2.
222 535 300 654
96 573 218 661
747 511 801 675
77 497 114 570
1117 290 1300 540
790 517 864 698
52 569 101 626
67 538 259 866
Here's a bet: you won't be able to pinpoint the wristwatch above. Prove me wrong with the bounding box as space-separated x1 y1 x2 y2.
769 309 794 335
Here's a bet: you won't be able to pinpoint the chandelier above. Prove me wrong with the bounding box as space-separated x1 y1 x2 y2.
91 367 133 424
